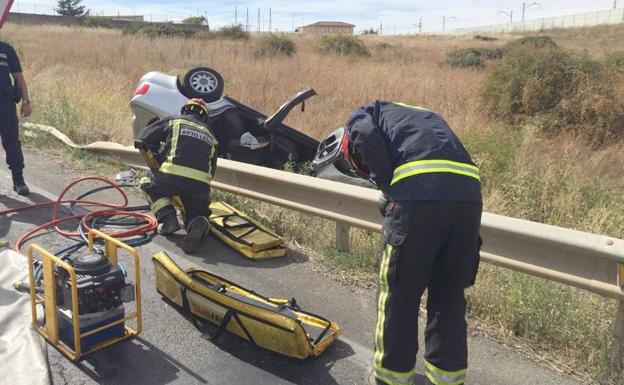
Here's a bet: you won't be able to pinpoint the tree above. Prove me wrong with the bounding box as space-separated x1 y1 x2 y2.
55 0 87 17
182 16 207 25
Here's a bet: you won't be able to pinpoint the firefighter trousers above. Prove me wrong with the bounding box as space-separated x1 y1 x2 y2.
0 101 24 175
374 201 482 385
139 171 211 226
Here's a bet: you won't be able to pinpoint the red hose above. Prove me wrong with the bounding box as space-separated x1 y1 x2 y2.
1 176 158 252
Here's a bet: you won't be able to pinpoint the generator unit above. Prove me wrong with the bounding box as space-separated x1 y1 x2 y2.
27 230 142 361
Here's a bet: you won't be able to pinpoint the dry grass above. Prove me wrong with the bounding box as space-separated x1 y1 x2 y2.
1 24 491 144
4 22 624 383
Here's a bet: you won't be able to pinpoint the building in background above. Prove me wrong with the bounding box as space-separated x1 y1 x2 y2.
299 21 355 34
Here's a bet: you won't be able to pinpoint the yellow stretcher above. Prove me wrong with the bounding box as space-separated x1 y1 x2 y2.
209 202 286 260
152 251 340 359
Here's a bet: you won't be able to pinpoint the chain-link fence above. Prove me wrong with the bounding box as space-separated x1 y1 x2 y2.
449 8 624 35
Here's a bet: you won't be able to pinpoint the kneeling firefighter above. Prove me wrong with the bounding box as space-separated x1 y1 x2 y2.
134 99 218 254
332 101 482 385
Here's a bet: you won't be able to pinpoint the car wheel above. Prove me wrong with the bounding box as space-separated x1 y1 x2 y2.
179 67 224 103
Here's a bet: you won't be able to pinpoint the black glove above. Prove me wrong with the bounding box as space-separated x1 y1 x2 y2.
133 139 147 150
378 193 390 217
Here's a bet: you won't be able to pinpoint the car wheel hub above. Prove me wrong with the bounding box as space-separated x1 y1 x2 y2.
190 71 218 94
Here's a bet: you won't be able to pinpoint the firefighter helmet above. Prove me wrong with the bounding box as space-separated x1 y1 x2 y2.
181 98 209 121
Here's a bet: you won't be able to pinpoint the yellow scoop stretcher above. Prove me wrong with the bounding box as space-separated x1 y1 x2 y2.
152 251 340 359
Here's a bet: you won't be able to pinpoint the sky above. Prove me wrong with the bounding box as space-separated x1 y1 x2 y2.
9 0 623 33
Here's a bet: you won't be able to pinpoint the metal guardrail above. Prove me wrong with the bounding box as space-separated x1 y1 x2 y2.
25 123 624 348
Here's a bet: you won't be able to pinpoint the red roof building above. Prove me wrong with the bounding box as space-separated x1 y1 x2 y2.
299 21 355 34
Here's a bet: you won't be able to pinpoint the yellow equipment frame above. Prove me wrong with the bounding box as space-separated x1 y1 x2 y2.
27 229 142 361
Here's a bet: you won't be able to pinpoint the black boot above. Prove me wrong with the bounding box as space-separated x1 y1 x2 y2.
12 173 29 196
182 216 209 254
158 213 181 235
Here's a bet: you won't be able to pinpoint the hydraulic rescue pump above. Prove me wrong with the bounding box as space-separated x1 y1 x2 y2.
27 229 142 361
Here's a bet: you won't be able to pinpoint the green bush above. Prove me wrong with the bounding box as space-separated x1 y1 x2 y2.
194 25 251 40
473 35 497 41
123 24 192 38
80 16 115 28
505 35 558 50
446 47 503 68
314 34 369 56
602 51 624 73
217 25 249 40
256 33 296 57
481 43 624 143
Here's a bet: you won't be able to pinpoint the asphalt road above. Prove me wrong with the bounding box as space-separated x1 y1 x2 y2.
0 149 588 385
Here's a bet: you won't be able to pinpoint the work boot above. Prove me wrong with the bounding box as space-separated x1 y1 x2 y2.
158 214 181 235
12 174 30 196
182 216 209 254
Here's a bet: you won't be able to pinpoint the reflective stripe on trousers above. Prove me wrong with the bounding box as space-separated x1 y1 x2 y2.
150 197 173 214
391 159 480 186
374 244 416 385
424 360 466 385
160 162 212 184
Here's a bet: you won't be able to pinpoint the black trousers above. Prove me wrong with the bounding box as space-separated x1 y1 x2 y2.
140 171 211 226
374 201 482 385
0 101 24 174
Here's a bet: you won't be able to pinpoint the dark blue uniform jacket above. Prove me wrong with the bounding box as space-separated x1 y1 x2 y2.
346 101 482 203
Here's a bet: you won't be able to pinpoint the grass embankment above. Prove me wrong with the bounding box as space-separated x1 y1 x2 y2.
5 22 624 383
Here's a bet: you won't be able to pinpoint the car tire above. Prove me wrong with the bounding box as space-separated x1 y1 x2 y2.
179 67 224 103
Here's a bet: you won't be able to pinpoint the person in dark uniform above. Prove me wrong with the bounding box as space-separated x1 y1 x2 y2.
0 40 31 195
134 99 218 253
336 101 482 385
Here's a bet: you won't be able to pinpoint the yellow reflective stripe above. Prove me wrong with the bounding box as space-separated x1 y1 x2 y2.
393 102 432 112
374 244 393 370
391 160 480 186
374 364 415 385
150 197 172 213
167 121 181 163
424 361 466 385
395 159 479 173
160 162 212 184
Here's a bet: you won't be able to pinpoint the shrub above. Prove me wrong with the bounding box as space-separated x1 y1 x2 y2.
256 33 296 57
446 47 503 68
505 35 557 50
473 35 497 41
80 16 115 28
123 24 192 38
314 34 369 56
602 51 624 73
217 25 249 40
482 43 624 143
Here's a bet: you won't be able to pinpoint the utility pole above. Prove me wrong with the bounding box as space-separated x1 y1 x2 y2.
379 21 383 36
498 10 513 23
269 8 272 32
235 6 238 25
246 7 249 32
419 18 422 33
257 8 260 33
614 0 617 9
522 2 540 22
442 15 457 32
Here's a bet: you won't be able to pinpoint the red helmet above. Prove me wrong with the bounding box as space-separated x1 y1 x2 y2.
181 98 209 121
339 128 370 179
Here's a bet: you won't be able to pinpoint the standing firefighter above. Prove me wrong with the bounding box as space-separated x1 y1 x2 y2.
337 101 482 385
134 99 218 254
0 40 31 195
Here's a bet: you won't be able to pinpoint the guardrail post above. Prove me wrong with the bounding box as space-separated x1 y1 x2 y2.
614 300 624 372
336 222 351 252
